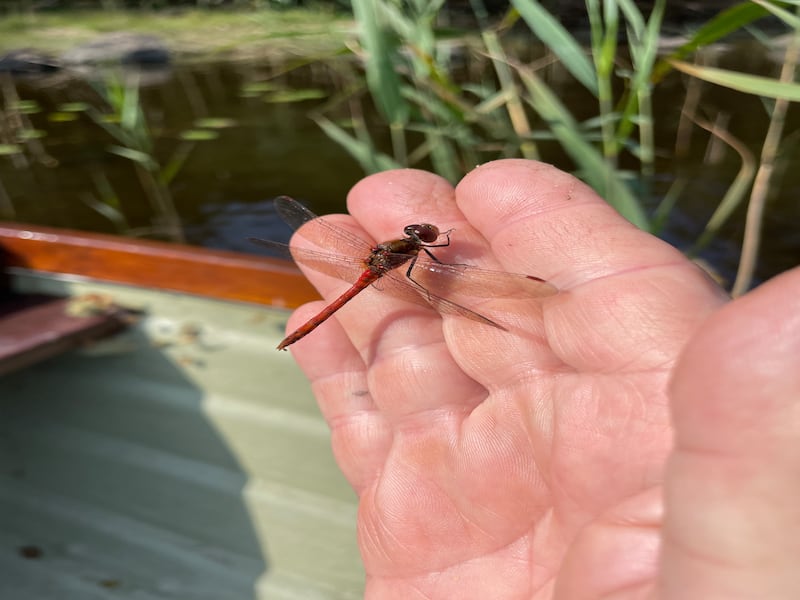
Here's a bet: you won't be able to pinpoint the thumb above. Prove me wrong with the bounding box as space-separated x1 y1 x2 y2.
662 267 800 598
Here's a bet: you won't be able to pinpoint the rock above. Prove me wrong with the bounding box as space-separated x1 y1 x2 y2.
0 49 60 75
61 32 170 67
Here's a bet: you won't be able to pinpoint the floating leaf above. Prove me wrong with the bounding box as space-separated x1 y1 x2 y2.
57 102 90 113
47 112 80 123
17 129 46 141
0 144 23 155
180 129 219 141
107 145 159 170
193 117 236 129
11 100 41 114
241 81 280 94
263 89 328 103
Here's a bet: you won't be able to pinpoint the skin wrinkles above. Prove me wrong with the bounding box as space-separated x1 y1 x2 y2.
287 161 800 600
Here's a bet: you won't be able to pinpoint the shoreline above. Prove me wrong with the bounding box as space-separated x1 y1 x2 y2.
0 8 355 62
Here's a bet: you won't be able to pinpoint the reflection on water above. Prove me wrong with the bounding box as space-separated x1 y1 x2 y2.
2 58 366 242
1 51 798 289
184 198 293 256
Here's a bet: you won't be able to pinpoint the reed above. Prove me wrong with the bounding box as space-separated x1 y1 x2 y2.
319 0 799 291
84 76 187 242
78 76 228 242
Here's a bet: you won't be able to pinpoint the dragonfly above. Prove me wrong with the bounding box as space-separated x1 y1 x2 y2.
250 196 557 350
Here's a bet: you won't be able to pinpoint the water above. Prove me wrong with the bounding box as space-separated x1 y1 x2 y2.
1 50 798 289
2 58 364 242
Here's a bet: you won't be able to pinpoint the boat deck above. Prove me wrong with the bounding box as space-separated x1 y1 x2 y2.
0 270 362 599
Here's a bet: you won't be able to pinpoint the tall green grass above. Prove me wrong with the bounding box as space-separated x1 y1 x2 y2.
319 0 800 293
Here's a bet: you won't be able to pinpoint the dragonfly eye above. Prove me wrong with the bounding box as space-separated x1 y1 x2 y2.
405 223 440 243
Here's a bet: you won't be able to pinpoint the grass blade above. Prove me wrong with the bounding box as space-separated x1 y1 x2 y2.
668 59 800 100
686 117 756 256
510 0 598 95
652 2 771 82
350 0 409 125
481 28 539 160
751 0 800 29
313 115 401 173
516 64 648 228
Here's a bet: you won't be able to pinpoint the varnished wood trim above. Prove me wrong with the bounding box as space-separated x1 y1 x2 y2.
0 222 319 308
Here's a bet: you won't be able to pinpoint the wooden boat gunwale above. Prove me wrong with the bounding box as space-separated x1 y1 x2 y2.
0 221 319 308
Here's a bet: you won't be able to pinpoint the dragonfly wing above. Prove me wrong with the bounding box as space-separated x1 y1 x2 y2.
409 260 557 299
274 195 317 228
378 271 506 328
288 247 367 282
371 258 557 328
274 196 376 257
251 237 368 283
249 236 292 259
265 197 556 327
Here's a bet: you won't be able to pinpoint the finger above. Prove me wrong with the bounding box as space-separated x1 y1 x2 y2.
285 206 456 361
348 168 547 337
347 168 562 383
339 170 497 418
287 179 489 424
662 267 800 599
456 159 683 283
286 301 392 492
349 168 508 269
281 173 457 359
455 159 729 376
555 486 662 599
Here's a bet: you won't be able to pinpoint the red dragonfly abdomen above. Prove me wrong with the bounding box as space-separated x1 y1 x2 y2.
277 267 384 350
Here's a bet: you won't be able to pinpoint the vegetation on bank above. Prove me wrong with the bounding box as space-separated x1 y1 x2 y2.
0 7 352 57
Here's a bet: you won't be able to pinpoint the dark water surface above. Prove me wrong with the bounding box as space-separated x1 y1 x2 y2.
2 49 799 289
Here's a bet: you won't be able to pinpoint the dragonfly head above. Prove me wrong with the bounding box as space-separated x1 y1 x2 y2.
404 223 440 243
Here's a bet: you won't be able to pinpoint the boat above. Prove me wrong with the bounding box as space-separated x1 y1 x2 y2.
0 222 364 599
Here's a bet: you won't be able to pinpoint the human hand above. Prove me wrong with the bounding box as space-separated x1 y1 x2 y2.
284 159 798 598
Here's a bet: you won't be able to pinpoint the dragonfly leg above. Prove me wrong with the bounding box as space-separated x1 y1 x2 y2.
422 248 442 263
404 256 435 302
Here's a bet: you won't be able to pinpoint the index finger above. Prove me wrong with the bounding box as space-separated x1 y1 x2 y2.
454 159 727 373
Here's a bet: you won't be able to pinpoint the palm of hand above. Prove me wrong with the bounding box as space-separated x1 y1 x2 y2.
288 161 728 598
